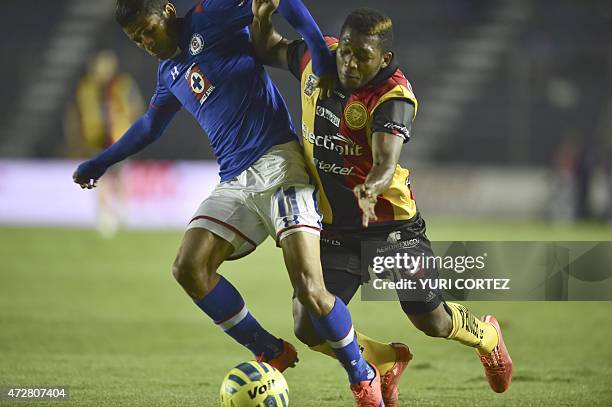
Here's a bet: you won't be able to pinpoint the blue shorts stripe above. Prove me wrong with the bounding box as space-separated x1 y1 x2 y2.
275 187 290 227
312 189 323 227
287 186 300 225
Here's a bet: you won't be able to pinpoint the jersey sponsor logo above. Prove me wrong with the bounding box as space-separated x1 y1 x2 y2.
302 122 363 156
304 74 317 97
313 157 354 175
386 231 420 248
316 106 340 127
344 101 368 130
383 121 410 139
189 33 205 56
187 64 214 104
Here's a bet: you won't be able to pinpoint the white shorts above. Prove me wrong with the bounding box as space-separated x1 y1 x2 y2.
187 141 322 260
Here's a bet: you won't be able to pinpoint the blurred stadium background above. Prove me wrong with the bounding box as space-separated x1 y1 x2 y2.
1 0 612 406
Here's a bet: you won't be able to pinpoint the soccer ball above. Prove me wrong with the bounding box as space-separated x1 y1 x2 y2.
220 361 289 407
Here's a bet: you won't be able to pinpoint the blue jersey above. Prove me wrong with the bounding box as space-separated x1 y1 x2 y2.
152 0 296 181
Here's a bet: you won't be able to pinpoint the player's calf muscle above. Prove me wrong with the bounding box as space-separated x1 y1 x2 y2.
292 300 323 345
406 305 452 337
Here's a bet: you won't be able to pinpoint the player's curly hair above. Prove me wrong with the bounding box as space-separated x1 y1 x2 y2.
115 0 169 27
341 8 394 52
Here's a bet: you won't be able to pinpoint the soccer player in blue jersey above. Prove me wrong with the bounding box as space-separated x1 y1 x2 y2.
72 0 385 404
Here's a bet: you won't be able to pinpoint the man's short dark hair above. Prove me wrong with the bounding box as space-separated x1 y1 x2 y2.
341 8 394 52
115 0 168 27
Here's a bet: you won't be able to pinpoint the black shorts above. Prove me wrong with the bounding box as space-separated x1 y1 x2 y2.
320 213 443 315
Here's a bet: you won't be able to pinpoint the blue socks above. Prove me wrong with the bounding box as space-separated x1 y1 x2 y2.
195 276 282 360
309 297 375 384
196 280 372 384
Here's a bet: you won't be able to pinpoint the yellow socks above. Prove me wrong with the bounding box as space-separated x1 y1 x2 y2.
309 303 498 371
310 331 398 375
445 302 498 354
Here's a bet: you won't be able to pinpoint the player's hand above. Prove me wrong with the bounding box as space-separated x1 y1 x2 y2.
315 74 336 99
73 160 106 189
252 0 279 20
354 184 378 227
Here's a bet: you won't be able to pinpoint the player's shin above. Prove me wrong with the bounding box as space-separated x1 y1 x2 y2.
445 302 498 354
310 331 398 375
194 276 283 359
308 297 375 384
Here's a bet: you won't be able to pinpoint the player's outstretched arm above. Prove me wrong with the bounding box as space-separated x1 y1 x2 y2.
72 106 177 189
251 0 290 69
354 102 415 227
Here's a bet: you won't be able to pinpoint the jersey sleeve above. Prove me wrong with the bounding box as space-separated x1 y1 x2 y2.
287 36 337 80
287 39 309 80
197 0 253 31
149 70 182 113
371 99 415 143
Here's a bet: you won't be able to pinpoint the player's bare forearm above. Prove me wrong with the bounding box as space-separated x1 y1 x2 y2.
363 132 404 195
251 0 290 69
353 132 403 227
363 164 396 196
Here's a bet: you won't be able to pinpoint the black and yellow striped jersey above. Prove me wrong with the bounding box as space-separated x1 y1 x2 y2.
287 37 419 231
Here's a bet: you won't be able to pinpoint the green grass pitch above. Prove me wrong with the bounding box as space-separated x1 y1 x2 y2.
1 220 612 406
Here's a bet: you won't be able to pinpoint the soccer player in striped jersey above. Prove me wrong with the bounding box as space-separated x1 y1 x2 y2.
251 1 514 404
73 1 384 404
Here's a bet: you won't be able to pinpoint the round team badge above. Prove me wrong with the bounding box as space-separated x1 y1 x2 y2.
189 33 205 56
344 101 369 130
190 72 205 94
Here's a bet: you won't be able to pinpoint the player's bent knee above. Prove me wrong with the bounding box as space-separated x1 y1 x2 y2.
172 253 218 297
171 230 233 297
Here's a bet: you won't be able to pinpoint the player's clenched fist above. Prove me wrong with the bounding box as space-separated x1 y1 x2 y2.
252 0 279 20
72 160 106 189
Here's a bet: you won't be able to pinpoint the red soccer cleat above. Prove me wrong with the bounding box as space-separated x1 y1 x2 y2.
380 343 413 407
257 339 298 372
479 315 513 393
351 364 385 407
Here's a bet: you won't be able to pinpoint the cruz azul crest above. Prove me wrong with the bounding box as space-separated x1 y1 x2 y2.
189 33 205 55
187 64 214 104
